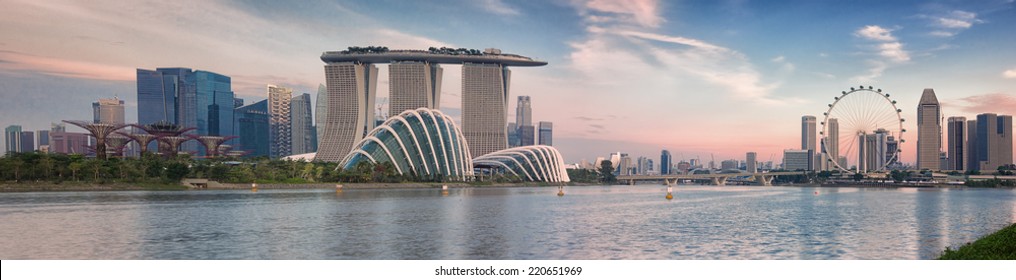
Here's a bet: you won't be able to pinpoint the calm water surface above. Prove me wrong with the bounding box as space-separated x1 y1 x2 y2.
0 185 1014 259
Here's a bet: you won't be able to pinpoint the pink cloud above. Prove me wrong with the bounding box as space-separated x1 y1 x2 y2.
952 93 1016 115
580 0 663 28
0 50 134 81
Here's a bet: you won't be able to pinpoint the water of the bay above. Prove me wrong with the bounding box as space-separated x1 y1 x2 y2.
0 185 1013 260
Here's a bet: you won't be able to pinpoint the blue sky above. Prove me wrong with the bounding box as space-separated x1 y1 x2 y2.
1 0 1014 164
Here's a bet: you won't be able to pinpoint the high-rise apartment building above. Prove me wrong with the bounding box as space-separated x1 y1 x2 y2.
5 125 22 154
314 84 327 150
660 150 672 175
317 62 377 162
746 152 757 173
801 115 816 170
462 63 510 157
916 88 941 170
946 117 966 171
291 93 316 154
93 97 125 124
538 121 553 146
721 159 738 170
389 61 442 115
268 85 293 158
972 113 1013 171
235 99 270 157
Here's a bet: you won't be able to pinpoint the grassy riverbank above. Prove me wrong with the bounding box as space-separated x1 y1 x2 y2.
938 223 1016 260
0 181 187 192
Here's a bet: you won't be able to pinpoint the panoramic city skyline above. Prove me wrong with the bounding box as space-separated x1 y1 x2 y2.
1 0 1015 164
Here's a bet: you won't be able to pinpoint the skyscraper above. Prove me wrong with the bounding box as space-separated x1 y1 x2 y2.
916 88 941 170
317 62 377 162
37 130 50 147
973 113 1013 171
746 152 757 173
859 129 889 172
235 99 270 157
136 68 234 154
826 118 839 170
538 121 553 146
93 97 125 124
967 119 979 171
515 96 534 146
268 85 293 158
19 131 35 152
801 115 816 170
507 122 520 147
660 149 672 175
946 117 966 171
314 84 327 150
5 125 22 154
195 71 234 138
389 61 442 115
290 93 316 154
516 96 532 126
462 63 510 157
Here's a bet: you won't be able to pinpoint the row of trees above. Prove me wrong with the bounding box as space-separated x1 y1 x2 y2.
0 152 455 185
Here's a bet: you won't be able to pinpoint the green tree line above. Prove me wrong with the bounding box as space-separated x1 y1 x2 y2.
0 152 460 184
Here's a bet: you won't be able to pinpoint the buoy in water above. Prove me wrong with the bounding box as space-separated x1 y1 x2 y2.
814 191 819 195
251 182 258 192
666 192 673 200
557 186 565 196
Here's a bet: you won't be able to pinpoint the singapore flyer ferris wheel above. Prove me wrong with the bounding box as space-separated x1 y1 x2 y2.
820 86 905 173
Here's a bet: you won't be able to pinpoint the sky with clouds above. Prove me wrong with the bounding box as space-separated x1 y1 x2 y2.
1 0 1015 165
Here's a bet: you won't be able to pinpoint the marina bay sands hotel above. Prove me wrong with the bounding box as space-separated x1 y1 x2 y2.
315 47 548 162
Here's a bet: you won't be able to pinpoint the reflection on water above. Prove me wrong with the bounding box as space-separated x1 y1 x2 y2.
0 186 1013 259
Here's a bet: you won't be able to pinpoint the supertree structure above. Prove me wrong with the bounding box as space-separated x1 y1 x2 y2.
189 135 238 158
135 121 196 158
62 120 129 160
117 131 159 155
159 136 191 158
104 134 132 157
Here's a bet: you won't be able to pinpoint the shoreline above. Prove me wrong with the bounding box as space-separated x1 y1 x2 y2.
0 181 1011 193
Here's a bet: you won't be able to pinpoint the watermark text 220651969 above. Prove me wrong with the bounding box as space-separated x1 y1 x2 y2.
435 266 583 276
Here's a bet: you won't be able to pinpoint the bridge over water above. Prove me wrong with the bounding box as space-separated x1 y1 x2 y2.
616 171 808 186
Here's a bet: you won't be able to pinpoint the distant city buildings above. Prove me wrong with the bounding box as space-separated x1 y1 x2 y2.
970 113 1013 171
916 88 941 170
136 68 235 155
234 99 270 157
783 149 811 171
20 131 35 152
746 152 757 173
268 85 293 158
801 115 816 171
290 93 316 154
660 150 672 175
538 121 553 146
720 159 738 170
5 125 22 154
947 117 966 171
92 97 125 124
